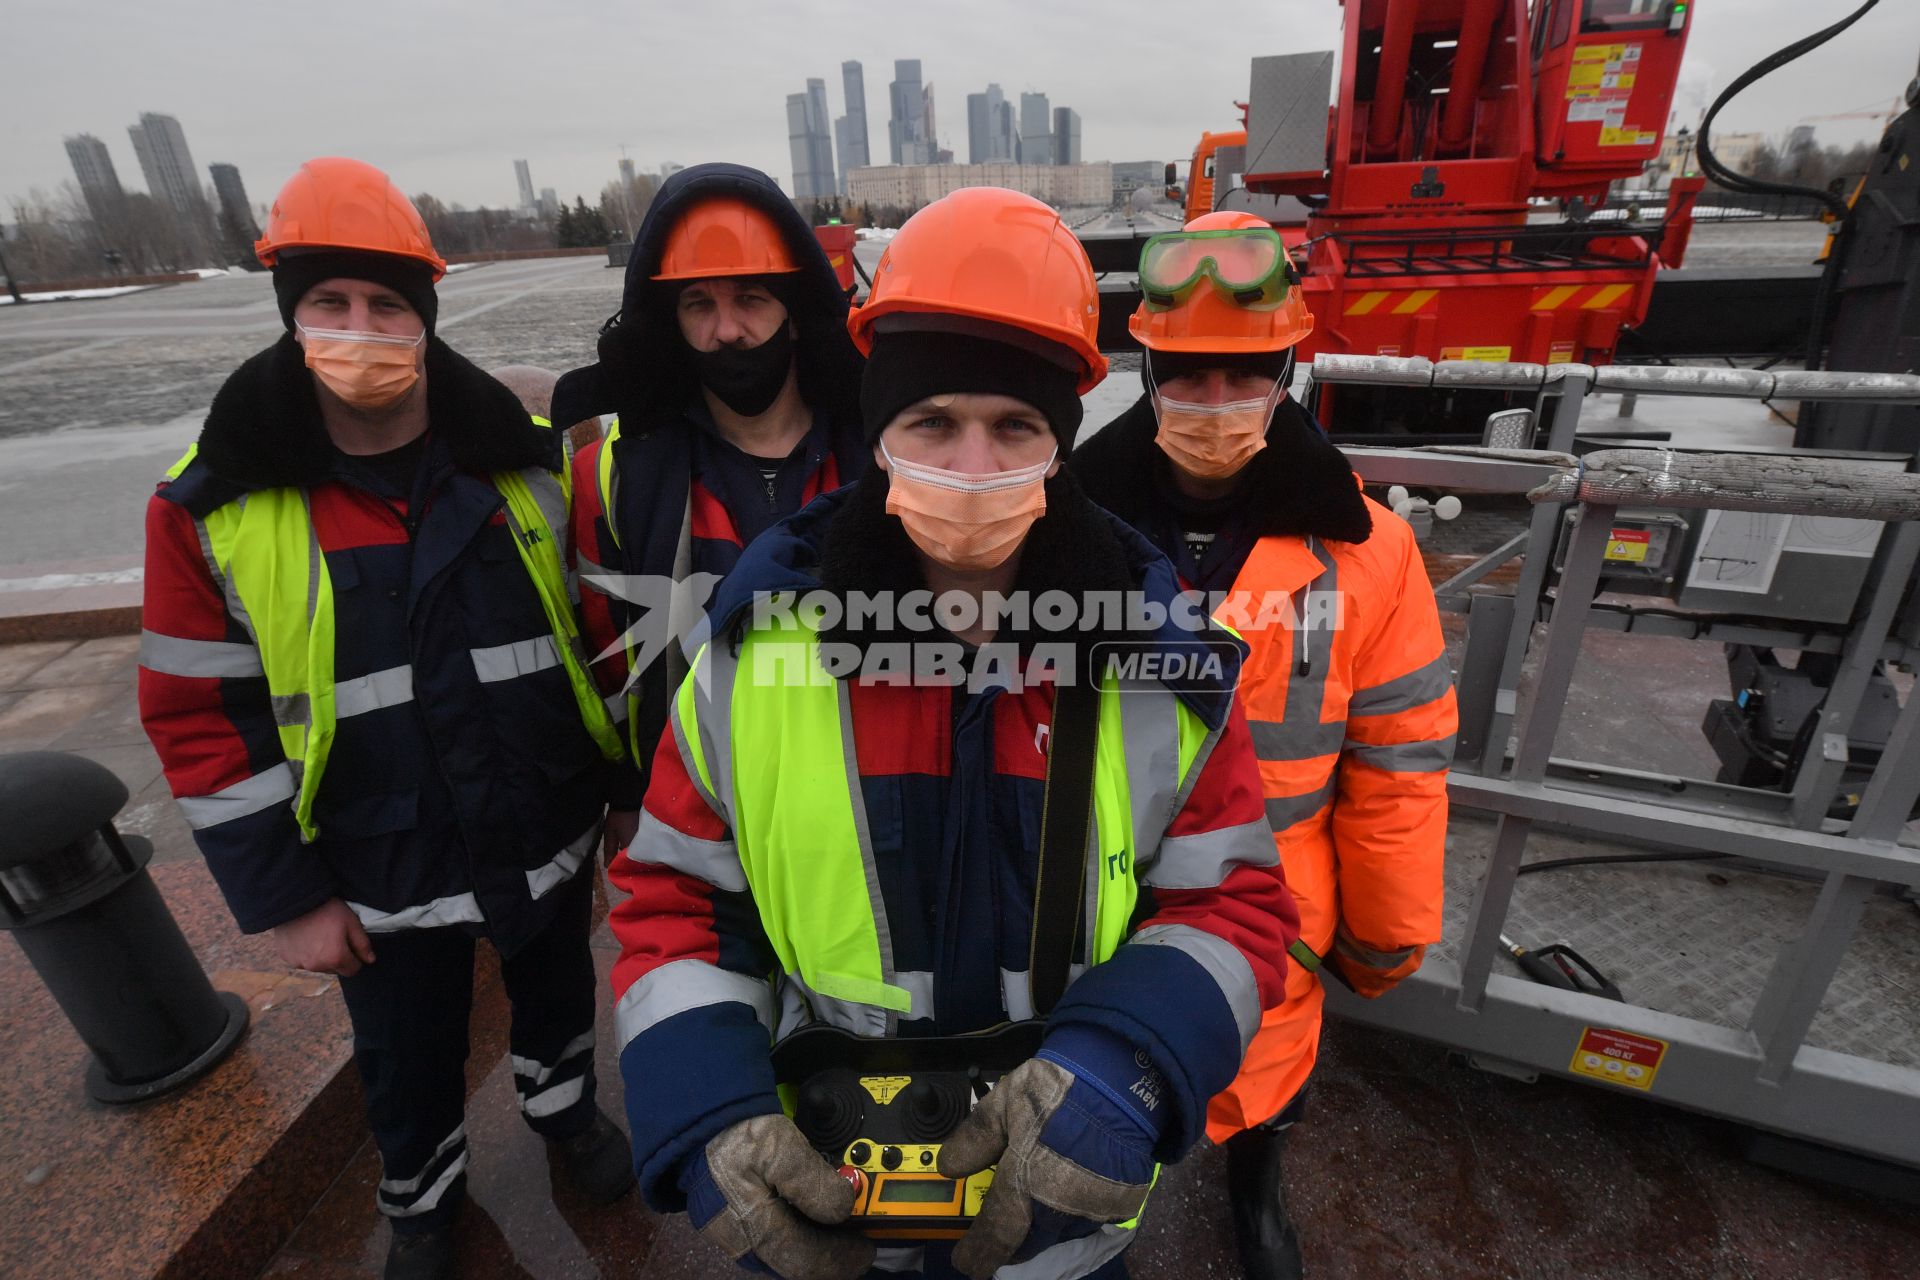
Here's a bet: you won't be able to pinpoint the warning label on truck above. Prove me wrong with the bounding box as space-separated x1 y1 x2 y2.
1570 1027 1667 1091
1605 529 1651 562
1439 345 1512 362
1566 43 1641 101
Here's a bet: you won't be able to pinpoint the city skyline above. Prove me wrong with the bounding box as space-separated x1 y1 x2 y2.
7 0 1908 215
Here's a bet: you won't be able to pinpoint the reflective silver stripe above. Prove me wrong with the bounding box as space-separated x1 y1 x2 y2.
1335 932 1419 969
670 675 727 822
691 641 740 823
383 1149 469 1217
895 969 935 1021
192 513 255 643
379 1124 468 1198
334 664 414 719
175 762 296 829
614 958 774 1051
470 635 562 684
347 892 484 932
522 1076 587 1119
1265 777 1337 832
139 630 264 679
527 823 597 899
512 1029 596 1087
997 1223 1136 1280
269 691 309 728
1249 717 1345 762
1349 651 1454 716
1129 922 1262 1053
1144 819 1278 890
1000 964 1086 1022
1342 734 1457 773
629 809 744 891
785 970 888 1037
513 467 570 559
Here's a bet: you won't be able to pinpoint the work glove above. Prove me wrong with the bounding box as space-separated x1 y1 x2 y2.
681 1113 876 1280
1327 927 1426 999
937 1028 1163 1280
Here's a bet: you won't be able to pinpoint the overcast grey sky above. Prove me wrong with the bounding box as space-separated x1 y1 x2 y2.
4 0 1916 214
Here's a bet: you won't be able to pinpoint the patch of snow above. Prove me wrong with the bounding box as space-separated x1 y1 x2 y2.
187 267 231 279
0 284 154 305
855 227 897 242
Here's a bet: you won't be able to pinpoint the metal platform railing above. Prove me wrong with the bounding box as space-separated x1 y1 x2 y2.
1299 355 1920 1170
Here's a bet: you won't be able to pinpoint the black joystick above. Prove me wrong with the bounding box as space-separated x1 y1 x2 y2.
795 1078 865 1153
901 1075 970 1141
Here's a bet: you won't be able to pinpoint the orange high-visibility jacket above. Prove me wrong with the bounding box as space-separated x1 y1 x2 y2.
1205 497 1456 1139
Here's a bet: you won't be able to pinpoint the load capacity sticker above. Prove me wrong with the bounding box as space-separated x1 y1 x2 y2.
1570 1026 1667 1091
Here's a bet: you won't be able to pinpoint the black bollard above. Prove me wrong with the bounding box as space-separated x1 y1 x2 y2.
0 751 248 1103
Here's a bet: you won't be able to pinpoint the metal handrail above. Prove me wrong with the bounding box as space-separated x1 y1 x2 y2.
1303 355 1920 403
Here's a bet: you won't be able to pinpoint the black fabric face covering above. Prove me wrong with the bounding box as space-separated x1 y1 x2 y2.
690 323 794 417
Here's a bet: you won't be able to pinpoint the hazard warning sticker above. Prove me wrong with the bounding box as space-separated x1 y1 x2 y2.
1439 345 1512 362
1605 529 1651 563
1569 1027 1667 1091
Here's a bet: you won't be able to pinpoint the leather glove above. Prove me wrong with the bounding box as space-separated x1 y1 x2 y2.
682 1114 876 1280
1328 927 1426 999
937 1030 1162 1280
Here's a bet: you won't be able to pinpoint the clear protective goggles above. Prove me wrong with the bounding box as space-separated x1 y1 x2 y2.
1138 227 1294 312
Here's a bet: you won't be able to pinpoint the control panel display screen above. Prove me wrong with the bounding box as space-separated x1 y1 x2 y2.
877 1178 958 1203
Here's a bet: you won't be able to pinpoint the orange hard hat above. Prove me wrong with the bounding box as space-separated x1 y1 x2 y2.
1129 209 1314 355
652 197 799 281
848 187 1107 393
255 157 445 280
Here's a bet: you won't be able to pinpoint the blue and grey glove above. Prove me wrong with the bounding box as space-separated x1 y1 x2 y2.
682 1114 876 1280
936 1028 1166 1279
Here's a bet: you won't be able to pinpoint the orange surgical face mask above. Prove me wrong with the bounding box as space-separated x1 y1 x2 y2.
1151 386 1282 479
298 324 424 411
881 442 1055 573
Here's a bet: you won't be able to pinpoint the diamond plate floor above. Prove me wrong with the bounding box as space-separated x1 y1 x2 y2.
1437 814 1920 1070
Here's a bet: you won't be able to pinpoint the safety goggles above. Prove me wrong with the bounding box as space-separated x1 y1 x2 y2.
1138 228 1293 311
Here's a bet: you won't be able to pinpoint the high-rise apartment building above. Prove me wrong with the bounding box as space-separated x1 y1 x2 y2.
208 163 260 243
1019 93 1053 166
128 112 206 217
64 134 125 224
888 60 930 165
1053 108 1082 166
836 61 871 193
515 159 537 210
966 84 1016 164
787 80 836 200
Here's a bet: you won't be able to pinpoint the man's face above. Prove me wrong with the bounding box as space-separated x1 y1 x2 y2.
1155 366 1279 407
293 278 424 342
675 278 789 353
873 393 1060 477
